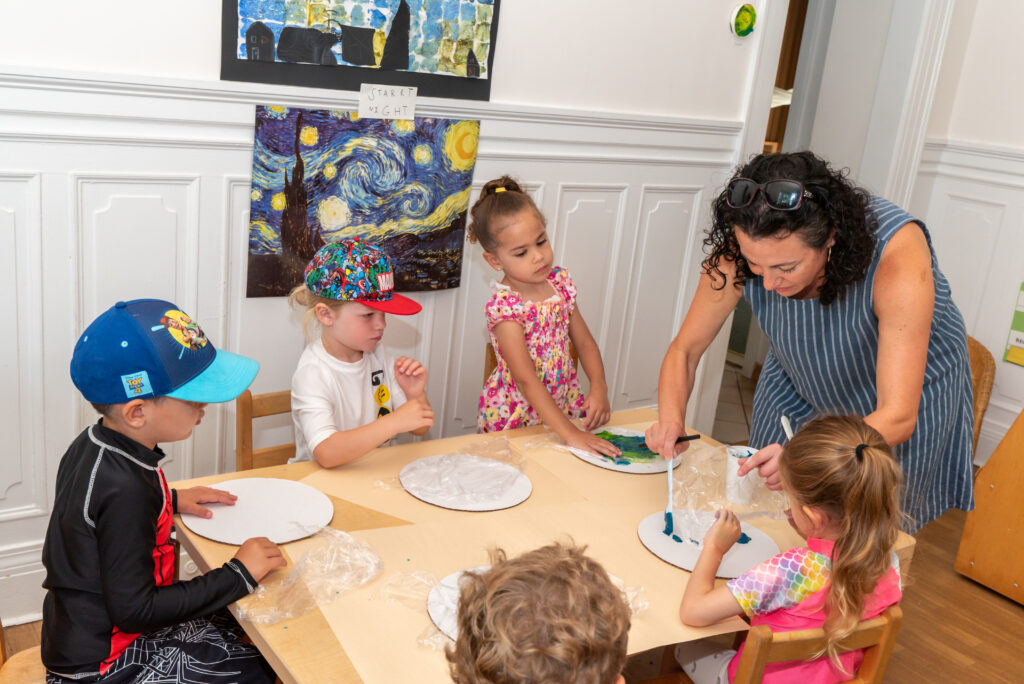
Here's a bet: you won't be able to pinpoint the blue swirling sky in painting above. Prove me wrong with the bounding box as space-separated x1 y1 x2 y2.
237 0 494 77
248 106 478 259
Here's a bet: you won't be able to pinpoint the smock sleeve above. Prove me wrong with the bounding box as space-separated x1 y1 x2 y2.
726 547 831 618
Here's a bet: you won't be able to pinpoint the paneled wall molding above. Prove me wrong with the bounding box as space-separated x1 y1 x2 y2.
0 67 745 622
912 137 1024 466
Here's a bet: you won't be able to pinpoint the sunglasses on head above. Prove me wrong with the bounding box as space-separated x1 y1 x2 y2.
725 178 813 211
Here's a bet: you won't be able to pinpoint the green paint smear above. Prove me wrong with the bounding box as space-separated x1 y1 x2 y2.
594 431 658 463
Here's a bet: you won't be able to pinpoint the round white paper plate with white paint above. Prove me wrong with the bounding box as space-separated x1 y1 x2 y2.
637 510 778 578
566 427 683 474
427 566 490 640
399 453 532 512
178 477 334 545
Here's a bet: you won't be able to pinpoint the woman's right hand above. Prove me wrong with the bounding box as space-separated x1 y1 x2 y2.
564 428 621 458
645 419 691 461
736 443 784 490
234 537 286 582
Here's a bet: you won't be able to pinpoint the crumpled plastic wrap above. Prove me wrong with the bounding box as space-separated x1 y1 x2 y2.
234 527 382 624
381 435 526 506
671 443 789 541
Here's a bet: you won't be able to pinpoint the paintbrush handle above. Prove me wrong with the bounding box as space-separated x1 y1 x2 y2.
675 434 701 443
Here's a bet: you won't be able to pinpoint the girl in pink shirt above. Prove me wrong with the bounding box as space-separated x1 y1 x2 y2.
676 415 904 683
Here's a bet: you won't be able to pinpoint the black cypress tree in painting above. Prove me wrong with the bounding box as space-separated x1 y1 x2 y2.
279 112 323 282
380 0 411 71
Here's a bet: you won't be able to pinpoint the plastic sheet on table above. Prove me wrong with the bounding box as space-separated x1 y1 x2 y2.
611 575 650 617
234 527 381 625
395 435 525 506
671 444 789 542
377 571 450 650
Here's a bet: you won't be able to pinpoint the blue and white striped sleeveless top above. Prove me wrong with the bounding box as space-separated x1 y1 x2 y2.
746 196 974 531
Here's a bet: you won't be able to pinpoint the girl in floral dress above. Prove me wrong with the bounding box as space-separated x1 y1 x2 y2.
469 176 619 457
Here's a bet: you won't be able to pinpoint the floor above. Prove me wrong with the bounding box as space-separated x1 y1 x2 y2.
6 375 1022 682
711 361 755 446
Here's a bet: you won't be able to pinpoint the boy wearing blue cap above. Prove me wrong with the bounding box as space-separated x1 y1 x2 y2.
289 238 434 467
41 299 284 683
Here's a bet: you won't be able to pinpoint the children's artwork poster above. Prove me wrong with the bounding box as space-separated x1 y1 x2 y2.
246 106 480 297
223 0 501 101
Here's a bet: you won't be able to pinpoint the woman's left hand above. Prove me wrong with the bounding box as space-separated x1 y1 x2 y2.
581 388 611 430
736 443 784 490
177 486 237 518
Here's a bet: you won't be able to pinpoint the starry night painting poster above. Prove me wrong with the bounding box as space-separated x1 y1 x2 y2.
246 106 480 297
223 0 501 100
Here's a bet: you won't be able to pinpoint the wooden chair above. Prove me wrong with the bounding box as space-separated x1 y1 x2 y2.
966 335 995 454
0 620 46 684
235 389 295 471
483 341 579 386
643 605 902 684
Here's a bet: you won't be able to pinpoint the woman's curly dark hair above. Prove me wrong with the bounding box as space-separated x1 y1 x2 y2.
704 151 877 305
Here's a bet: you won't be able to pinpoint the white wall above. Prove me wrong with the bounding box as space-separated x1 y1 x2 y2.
913 0 1024 465
1 1 759 119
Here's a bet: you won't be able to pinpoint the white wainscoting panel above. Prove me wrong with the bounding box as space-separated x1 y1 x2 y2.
0 69 743 622
913 139 1024 465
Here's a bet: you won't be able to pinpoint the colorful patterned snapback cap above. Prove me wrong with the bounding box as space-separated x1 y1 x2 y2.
304 238 421 315
70 299 259 404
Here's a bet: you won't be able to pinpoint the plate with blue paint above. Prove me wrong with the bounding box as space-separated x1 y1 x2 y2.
637 510 778 578
566 427 682 474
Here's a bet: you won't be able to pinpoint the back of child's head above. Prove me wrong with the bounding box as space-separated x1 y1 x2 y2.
289 237 421 337
467 176 544 251
781 415 903 664
70 299 258 409
447 542 630 684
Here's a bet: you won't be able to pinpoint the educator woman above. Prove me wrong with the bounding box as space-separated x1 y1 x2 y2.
645 151 974 532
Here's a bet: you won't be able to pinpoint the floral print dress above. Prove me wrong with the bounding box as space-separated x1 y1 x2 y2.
477 266 585 432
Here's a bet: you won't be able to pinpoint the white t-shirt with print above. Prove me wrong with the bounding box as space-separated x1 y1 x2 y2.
290 339 407 463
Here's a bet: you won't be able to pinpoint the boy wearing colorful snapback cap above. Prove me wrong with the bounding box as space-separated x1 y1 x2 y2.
41 299 284 683
289 238 434 467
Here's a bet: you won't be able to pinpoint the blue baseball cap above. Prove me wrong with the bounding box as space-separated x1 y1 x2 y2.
70 299 259 404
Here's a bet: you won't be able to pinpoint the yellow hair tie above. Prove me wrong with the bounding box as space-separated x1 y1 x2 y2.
494 187 507 193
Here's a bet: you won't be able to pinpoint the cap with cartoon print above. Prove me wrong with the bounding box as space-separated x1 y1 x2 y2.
70 299 259 404
304 238 422 315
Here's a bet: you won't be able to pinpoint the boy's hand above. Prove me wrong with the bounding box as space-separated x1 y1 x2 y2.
564 428 621 458
233 537 286 583
581 388 611 430
392 397 434 434
177 486 237 518
394 357 427 398
703 509 742 556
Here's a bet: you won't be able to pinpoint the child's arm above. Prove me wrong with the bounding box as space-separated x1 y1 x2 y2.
394 356 432 437
680 509 746 626
311 402 434 467
567 307 611 430
493 320 619 457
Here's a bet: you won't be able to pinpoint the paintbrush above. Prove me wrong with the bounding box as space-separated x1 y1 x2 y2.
662 435 698 535
781 416 794 441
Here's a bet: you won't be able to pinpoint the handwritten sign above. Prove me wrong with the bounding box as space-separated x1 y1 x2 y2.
358 84 417 121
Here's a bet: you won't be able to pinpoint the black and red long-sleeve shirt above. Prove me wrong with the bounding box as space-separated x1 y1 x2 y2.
41 421 257 680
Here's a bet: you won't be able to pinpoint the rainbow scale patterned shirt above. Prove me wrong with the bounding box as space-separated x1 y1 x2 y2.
727 546 831 617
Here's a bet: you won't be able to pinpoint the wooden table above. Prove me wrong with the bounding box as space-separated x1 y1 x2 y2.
173 409 915 683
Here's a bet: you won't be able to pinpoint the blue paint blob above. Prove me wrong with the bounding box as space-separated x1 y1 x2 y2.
737 532 751 544
671 534 683 543
689 538 699 545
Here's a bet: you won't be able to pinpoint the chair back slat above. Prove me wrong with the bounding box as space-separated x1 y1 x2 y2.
236 389 295 471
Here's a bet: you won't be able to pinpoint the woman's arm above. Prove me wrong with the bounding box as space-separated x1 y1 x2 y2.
647 266 743 458
493 320 619 457
869 222 935 446
567 306 611 430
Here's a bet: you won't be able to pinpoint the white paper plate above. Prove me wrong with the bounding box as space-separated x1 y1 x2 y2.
178 477 334 545
399 453 532 512
637 510 779 578
566 427 682 474
427 566 490 640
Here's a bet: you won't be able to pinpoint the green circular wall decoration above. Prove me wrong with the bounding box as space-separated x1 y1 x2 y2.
731 4 757 37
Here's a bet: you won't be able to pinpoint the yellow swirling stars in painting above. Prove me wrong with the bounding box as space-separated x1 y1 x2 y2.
271 192 287 211
413 144 432 165
300 126 319 146
443 120 479 172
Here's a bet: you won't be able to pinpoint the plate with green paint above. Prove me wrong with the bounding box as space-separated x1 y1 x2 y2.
566 427 682 474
